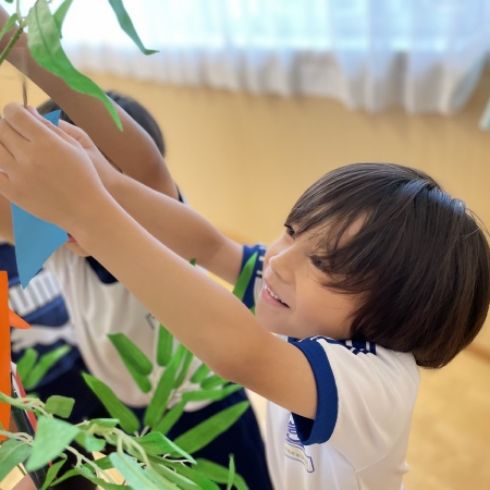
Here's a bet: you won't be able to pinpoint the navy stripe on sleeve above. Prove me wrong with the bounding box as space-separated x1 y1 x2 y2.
289 337 339 445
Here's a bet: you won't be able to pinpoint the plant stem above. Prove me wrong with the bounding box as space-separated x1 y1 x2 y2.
0 25 23 66
65 445 117 484
0 429 33 443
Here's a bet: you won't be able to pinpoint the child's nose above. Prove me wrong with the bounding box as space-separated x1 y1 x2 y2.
269 248 295 284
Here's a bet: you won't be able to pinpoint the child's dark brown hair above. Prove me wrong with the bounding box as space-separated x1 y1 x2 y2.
286 163 490 368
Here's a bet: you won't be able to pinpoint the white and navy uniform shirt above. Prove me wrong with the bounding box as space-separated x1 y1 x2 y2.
0 243 79 387
241 244 420 490
45 247 209 409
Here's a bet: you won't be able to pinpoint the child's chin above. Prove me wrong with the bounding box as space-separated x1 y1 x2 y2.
64 242 89 257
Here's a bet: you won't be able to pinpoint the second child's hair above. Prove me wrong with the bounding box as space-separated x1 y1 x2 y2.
287 163 490 368
37 90 166 156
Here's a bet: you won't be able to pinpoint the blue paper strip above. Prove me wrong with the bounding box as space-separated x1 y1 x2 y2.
12 110 69 287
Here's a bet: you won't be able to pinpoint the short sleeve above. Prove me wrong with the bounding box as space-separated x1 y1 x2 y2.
290 337 419 469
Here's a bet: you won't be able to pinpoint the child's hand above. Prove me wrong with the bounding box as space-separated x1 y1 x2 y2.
0 103 111 235
57 119 121 189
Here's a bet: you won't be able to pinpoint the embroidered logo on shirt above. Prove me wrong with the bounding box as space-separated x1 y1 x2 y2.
284 418 315 473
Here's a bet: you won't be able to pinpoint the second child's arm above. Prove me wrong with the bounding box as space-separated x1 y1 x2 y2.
54 117 242 284
0 6 177 197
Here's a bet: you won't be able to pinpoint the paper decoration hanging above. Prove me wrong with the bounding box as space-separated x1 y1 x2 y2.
11 110 69 287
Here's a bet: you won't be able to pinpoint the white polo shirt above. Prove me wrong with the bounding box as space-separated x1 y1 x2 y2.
45 247 204 408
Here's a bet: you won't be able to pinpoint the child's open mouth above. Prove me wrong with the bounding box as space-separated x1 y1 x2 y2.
262 282 289 308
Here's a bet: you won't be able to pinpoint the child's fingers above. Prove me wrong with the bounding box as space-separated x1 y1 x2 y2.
0 142 13 194
25 107 81 148
0 118 27 162
2 103 56 143
0 171 11 198
58 120 91 147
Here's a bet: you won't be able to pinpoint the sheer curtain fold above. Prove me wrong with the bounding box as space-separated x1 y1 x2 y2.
56 0 490 113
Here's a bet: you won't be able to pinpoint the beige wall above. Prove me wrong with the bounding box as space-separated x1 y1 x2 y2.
1 63 489 350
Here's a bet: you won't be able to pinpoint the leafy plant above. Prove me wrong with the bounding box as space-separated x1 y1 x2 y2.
0 255 258 488
0 0 157 129
16 345 71 391
0 328 249 489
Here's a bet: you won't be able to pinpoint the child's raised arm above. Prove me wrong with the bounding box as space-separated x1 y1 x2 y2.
0 104 318 421
58 118 243 284
0 7 177 198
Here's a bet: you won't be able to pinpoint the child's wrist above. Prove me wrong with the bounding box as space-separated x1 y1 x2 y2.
67 191 116 247
105 170 126 201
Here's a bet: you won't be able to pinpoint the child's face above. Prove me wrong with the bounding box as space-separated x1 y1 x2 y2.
256 224 360 340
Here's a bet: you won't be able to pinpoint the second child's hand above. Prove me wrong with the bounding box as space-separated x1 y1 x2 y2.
0 103 112 236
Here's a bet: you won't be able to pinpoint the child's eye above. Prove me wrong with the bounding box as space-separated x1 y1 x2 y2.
284 224 295 238
309 255 328 271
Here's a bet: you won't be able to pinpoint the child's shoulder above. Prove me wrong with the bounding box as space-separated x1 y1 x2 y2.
274 336 419 474
288 335 419 441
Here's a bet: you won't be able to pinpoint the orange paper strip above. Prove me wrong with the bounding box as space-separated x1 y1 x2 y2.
0 271 10 439
0 271 32 441
9 310 31 330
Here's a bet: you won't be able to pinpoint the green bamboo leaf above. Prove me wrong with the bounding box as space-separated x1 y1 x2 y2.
144 346 185 428
45 395 75 419
52 459 115 487
201 374 226 390
16 347 38 383
75 432 106 453
23 345 71 390
108 333 152 375
140 465 180 490
0 13 18 44
39 456 67 490
93 456 113 470
53 0 73 34
195 459 249 490
49 467 83 487
156 324 173 366
0 439 31 480
174 401 249 454
146 462 199 490
26 416 80 471
27 0 122 130
126 367 152 393
176 464 221 490
137 432 194 462
108 333 152 392
154 400 186 435
227 456 236 490
232 253 258 301
174 347 194 388
190 363 211 384
182 384 242 403
82 373 140 433
107 0 157 55
109 453 161 490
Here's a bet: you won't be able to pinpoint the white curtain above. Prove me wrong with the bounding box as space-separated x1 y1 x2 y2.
46 1 490 113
